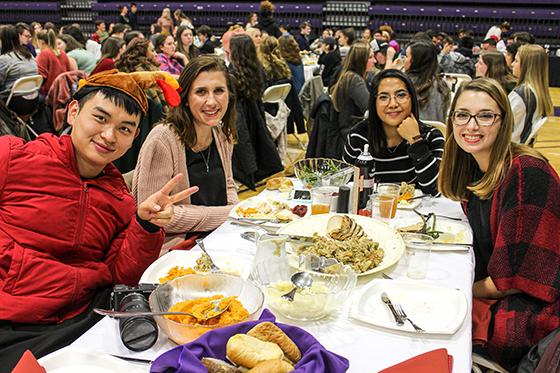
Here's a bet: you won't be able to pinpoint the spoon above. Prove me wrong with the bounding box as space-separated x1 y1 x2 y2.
281 272 314 302
196 239 221 272
94 299 231 320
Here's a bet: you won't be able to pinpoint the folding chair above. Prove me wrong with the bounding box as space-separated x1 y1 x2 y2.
262 83 292 103
524 116 548 146
262 83 293 166
442 73 472 92
472 352 510 373
422 120 447 138
5 75 43 138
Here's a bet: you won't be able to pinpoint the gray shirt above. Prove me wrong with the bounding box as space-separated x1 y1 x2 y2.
0 52 38 96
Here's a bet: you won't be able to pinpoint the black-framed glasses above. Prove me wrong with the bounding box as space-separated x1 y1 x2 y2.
451 110 502 127
376 90 410 105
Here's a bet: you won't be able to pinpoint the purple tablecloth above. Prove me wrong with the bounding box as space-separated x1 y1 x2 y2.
150 309 349 373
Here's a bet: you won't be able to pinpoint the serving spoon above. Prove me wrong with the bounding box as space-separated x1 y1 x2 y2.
281 272 314 302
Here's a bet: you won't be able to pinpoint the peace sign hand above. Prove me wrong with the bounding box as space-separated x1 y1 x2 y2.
137 174 199 228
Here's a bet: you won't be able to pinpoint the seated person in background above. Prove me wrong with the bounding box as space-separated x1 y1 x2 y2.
438 35 475 77
196 25 215 54
57 34 96 75
133 56 238 254
0 70 196 371
481 37 498 52
403 40 451 123
278 35 304 94
90 37 126 76
475 52 517 94
0 25 38 118
331 40 371 156
343 69 443 196
318 36 341 88
295 21 311 52
438 78 560 371
509 44 553 144
155 34 187 77
36 29 73 95
91 20 109 44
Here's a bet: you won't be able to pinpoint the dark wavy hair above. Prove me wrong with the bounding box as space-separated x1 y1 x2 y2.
175 25 199 61
115 37 159 72
259 35 290 83
405 40 449 107
0 25 32 59
168 55 237 147
278 35 302 65
367 69 421 154
229 34 264 99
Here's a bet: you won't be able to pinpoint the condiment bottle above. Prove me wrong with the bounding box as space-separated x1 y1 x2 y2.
355 144 375 215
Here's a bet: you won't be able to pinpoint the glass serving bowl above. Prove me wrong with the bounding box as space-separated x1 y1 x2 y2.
149 273 264 345
250 258 357 321
293 158 353 188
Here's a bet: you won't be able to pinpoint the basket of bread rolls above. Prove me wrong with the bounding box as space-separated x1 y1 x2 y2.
150 310 349 373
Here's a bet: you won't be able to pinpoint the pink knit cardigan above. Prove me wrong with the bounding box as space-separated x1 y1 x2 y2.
132 123 238 241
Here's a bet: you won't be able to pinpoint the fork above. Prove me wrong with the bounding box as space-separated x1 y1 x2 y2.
196 239 221 272
394 303 425 332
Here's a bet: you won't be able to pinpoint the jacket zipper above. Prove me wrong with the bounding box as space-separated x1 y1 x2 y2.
73 183 89 250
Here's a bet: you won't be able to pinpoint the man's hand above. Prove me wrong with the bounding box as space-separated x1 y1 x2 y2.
137 174 198 227
397 114 422 144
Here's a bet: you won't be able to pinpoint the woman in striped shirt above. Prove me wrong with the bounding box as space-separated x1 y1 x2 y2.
342 69 444 195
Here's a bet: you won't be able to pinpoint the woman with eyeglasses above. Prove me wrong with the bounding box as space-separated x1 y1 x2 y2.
342 69 444 195
439 78 560 371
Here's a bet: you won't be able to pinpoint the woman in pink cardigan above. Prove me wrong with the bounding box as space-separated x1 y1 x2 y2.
133 55 238 253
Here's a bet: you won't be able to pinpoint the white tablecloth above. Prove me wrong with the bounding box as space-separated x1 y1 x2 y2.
304 64 320 81
70 197 474 372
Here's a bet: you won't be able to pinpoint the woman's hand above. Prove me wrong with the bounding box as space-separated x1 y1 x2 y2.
473 276 522 299
137 174 198 227
173 51 189 65
397 114 422 144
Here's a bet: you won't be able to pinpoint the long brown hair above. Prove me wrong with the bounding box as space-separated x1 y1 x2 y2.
438 78 545 201
115 37 159 72
167 55 237 148
331 40 369 112
278 35 302 65
516 44 553 118
259 36 291 83
480 52 517 93
37 29 59 56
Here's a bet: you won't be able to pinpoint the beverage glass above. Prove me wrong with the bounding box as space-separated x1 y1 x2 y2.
311 187 333 215
376 183 400 219
403 233 432 280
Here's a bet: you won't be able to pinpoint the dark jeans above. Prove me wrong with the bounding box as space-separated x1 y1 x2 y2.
0 288 111 371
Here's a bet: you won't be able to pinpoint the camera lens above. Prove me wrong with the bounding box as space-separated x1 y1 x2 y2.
118 292 158 352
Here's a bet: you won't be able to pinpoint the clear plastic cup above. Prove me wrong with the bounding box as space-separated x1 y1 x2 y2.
403 233 432 280
376 183 400 219
311 187 334 215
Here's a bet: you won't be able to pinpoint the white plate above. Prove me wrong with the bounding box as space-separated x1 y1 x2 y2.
350 279 468 335
139 250 253 284
395 217 473 251
39 347 146 373
371 189 423 210
229 196 304 221
277 213 405 277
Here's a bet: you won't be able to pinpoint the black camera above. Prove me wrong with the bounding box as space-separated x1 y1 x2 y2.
111 283 159 352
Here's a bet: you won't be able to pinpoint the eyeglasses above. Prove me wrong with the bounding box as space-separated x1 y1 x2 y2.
451 110 502 127
376 90 410 105
22 33 32 39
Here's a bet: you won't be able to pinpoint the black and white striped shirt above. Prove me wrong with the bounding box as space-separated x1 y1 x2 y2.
342 120 444 195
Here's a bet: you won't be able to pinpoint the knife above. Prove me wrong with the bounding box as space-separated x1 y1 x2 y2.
381 292 404 325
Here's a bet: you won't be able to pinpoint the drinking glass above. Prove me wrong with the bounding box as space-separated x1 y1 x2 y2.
403 233 432 280
376 183 400 219
311 187 333 215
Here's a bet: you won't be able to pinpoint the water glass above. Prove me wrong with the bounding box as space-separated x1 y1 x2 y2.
403 233 432 280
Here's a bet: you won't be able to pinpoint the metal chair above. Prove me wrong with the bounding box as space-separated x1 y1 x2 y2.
5 75 43 138
524 116 548 146
262 83 294 166
262 83 292 104
442 73 472 92
472 352 510 373
422 120 448 138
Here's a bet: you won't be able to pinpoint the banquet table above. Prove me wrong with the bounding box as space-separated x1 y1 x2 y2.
304 64 320 81
67 192 475 372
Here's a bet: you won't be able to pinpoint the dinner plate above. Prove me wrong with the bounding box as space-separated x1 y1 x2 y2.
229 196 308 222
277 213 405 277
350 279 468 335
38 347 146 373
395 217 473 251
139 250 253 284
371 189 423 210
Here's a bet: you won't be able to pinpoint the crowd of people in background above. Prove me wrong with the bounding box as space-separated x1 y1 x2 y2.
0 1 559 371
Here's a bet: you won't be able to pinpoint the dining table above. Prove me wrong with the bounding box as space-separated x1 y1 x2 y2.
63 183 475 372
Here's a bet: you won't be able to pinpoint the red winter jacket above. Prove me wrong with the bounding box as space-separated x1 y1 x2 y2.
0 134 164 324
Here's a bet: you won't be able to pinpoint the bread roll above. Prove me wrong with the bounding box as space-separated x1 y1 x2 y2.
278 179 294 193
226 334 284 368
266 178 281 190
247 322 301 363
247 360 294 373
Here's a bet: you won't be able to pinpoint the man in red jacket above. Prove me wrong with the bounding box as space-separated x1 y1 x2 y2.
0 71 195 369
